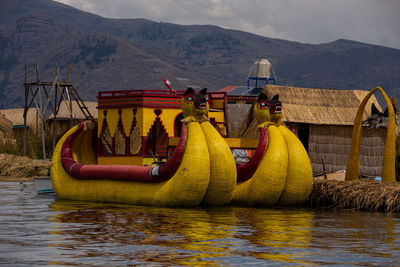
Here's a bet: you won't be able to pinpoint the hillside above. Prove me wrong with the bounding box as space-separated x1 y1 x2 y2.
0 0 399 108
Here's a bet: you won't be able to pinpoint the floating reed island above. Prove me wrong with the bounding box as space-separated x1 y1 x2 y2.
308 178 400 212
306 86 399 213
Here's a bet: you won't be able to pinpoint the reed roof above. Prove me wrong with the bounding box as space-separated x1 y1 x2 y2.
0 114 12 132
262 85 382 125
48 101 98 120
0 101 97 130
0 108 39 129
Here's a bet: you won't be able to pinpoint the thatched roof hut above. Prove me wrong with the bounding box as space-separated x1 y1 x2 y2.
45 101 98 134
224 84 390 177
47 101 98 120
0 114 12 139
0 108 39 131
0 114 12 131
0 101 97 134
261 85 379 125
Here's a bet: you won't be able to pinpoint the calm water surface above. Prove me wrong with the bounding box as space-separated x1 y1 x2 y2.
1 181 399 266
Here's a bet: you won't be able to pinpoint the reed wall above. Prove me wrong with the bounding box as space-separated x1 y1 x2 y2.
309 125 386 177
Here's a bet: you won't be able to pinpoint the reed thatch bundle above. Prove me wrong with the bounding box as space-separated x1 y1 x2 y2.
262 85 380 125
0 153 50 177
309 179 400 212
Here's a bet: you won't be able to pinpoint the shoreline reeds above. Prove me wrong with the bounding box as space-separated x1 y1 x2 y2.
308 179 400 212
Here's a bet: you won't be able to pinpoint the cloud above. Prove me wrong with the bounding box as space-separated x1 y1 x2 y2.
54 0 400 49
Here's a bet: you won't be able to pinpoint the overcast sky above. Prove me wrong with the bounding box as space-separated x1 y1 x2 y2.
54 0 400 49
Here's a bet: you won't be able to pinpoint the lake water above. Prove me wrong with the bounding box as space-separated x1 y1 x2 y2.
1 181 400 266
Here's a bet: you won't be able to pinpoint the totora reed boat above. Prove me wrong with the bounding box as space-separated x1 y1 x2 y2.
51 87 313 206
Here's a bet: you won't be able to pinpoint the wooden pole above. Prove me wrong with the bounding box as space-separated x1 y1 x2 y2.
35 61 40 82
66 63 73 128
67 62 71 83
52 65 58 151
322 157 327 179
36 63 46 160
68 85 73 128
23 64 28 156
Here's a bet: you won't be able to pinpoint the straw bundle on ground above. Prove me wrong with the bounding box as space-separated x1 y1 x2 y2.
309 179 400 212
0 153 51 178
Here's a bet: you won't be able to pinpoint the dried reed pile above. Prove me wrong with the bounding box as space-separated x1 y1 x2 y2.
309 179 400 212
0 153 50 178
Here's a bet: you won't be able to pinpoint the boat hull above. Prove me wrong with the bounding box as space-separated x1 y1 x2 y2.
51 122 210 206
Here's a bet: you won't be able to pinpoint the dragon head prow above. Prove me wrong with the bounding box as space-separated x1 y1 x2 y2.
181 87 209 122
254 93 283 127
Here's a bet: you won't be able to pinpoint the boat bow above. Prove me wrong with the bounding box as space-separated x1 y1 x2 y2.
61 121 187 183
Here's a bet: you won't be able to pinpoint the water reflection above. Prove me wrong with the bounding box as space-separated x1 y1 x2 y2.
50 201 236 266
49 201 316 265
1 181 400 266
232 207 313 265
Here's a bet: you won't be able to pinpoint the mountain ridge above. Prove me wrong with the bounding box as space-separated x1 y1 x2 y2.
0 0 399 109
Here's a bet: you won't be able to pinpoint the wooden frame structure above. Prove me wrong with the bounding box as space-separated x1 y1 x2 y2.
23 62 93 159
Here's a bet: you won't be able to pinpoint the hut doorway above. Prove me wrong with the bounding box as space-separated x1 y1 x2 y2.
145 118 168 159
174 113 184 137
298 123 310 152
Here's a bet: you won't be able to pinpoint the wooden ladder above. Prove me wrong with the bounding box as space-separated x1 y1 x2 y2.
67 84 93 120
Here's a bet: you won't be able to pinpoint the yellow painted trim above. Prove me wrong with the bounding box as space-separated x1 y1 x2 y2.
159 109 182 137
168 137 259 149
121 108 135 136
142 107 158 137
224 138 259 148
97 110 104 137
106 109 120 138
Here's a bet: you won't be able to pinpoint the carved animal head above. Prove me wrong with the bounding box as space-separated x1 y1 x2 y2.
363 101 398 127
181 87 209 119
253 93 283 124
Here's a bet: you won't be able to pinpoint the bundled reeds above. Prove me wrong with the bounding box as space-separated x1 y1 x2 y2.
261 85 380 125
0 153 50 177
310 125 386 177
308 179 400 212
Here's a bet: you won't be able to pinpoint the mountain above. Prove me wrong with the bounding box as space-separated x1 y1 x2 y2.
0 0 399 109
